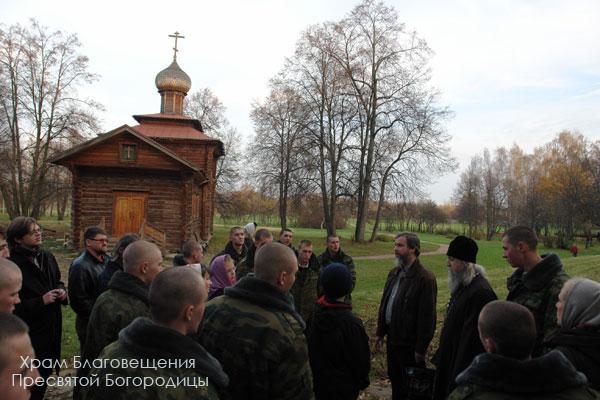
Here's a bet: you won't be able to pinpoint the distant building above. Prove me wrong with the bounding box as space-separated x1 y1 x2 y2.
50 36 223 251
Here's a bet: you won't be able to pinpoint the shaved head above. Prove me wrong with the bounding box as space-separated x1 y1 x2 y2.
0 258 21 287
122 240 163 283
149 267 207 326
254 242 297 285
123 240 161 272
478 300 536 360
0 259 22 313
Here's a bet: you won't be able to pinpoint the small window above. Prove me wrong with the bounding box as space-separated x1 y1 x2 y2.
120 144 137 161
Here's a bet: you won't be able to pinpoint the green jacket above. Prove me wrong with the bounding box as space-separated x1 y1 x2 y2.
290 254 321 323
80 317 228 400
83 271 151 365
448 351 599 400
200 277 314 400
506 253 569 355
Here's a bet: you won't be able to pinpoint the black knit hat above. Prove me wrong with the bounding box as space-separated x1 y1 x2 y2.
446 235 478 264
321 263 353 300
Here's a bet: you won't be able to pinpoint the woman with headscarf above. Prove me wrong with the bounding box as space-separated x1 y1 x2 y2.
544 277 600 390
208 254 236 300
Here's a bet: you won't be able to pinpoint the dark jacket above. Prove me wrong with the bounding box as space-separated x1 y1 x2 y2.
376 259 437 355
200 277 314 400
307 296 370 400
212 241 247 266
290 253 321 323
98 259 122 293
11 246 67 370
507 253 569 355
544 326 600 391
172 254 187 266
68 250 108 320
432 271 497 399
80 317 228 400
448 350 599 400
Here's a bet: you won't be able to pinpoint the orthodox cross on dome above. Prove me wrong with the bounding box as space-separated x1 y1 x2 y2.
169 31 185 61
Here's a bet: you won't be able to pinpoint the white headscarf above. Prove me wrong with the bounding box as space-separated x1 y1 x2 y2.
562 278 600 328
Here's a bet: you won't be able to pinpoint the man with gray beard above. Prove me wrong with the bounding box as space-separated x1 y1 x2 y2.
376 232 437 400
432 236 497 400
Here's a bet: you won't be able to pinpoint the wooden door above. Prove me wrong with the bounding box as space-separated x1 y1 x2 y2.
112 192 147 236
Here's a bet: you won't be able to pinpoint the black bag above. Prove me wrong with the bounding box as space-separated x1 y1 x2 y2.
405 366 435 400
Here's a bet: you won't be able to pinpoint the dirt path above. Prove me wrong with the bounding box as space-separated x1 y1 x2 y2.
354 243 449 260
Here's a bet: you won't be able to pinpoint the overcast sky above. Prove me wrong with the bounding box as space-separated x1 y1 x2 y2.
3 0 600 203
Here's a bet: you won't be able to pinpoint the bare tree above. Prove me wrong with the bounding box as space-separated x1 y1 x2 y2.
286 23 358 235
327 0 444 241
0 20 100 219
369 91 454 241
184 87 241 193
453 157 483 237
249 81 306 229
481 148 509 240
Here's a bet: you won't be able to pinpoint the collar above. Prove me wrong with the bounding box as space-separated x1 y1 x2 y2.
224 277 305 329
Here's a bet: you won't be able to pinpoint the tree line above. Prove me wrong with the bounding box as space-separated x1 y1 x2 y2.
453 131 600 245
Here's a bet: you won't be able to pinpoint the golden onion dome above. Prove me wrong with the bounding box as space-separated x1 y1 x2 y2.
155 60 191 93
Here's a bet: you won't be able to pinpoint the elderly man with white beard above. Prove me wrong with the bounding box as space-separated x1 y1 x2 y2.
431 236 497 400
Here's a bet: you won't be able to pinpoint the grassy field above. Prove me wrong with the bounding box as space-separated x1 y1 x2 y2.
5 217 599 379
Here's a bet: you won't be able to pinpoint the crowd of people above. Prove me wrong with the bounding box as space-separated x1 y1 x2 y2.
0 219 599 400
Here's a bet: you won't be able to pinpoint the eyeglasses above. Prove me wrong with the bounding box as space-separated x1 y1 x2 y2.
89 238 109 243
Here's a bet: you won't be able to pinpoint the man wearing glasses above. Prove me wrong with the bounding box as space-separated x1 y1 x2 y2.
68 226 109 353
6 216 67 400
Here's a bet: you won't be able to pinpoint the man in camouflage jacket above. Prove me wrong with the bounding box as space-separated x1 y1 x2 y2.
80 267 228 400
200 242 314 400
290 239 321 323
74 240 162 398
502 226 569 355
78 240 163 389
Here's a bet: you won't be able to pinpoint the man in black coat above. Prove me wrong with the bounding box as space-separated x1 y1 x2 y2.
7 216 67 400
68 226 109 353
432 236 497 400
375 232 437 400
